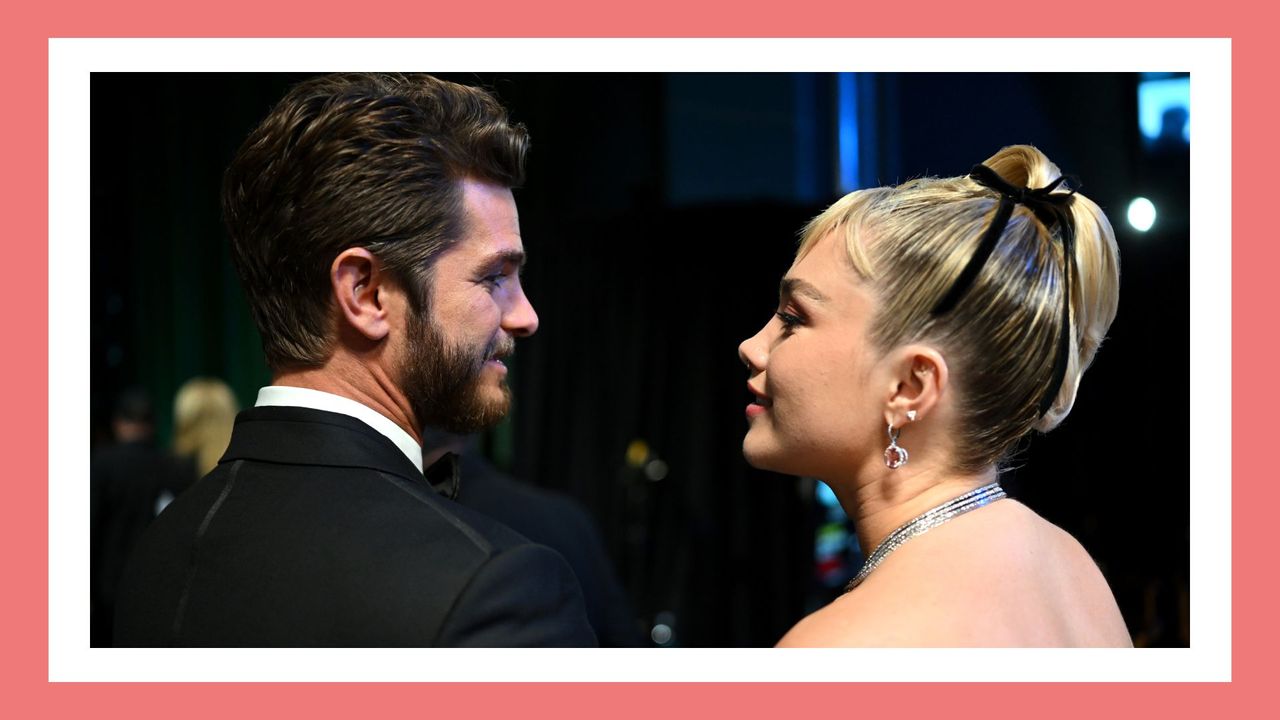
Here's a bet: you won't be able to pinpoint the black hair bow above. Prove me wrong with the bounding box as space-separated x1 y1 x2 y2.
930 163 1080 418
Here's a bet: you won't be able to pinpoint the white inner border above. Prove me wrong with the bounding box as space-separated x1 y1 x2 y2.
50 38 1230 682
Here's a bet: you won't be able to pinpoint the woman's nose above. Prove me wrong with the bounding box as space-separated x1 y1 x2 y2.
738 330 766 372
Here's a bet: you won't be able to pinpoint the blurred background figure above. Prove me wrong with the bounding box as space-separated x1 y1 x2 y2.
90 387 194 647
149 376 238 515
172 377 239 475
425 431 643 646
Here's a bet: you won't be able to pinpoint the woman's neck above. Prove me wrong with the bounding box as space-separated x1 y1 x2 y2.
830 461 999 559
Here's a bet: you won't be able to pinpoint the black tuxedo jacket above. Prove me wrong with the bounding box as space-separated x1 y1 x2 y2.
114 406 596 647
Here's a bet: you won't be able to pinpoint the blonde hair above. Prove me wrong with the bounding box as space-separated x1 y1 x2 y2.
798 145 1120 471
172 378 239 477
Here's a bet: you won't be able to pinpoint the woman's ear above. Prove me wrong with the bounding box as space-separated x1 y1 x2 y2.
882 345 948 429
330 248 391 342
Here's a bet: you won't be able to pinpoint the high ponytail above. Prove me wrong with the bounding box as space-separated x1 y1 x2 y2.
979 146 1121 431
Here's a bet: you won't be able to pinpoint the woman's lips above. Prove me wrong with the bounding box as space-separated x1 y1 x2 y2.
746 383 769 419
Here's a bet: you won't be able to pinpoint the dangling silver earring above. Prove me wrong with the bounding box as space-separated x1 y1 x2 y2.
884 423 908 469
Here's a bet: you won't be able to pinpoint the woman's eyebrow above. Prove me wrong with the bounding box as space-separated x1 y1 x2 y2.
779 276 830 304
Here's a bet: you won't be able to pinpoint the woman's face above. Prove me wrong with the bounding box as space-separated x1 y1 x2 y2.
738 230 885 480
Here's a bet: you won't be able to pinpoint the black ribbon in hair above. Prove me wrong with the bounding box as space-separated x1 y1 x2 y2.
929 163 1080 418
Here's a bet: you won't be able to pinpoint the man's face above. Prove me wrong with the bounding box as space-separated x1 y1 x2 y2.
397 179 538 435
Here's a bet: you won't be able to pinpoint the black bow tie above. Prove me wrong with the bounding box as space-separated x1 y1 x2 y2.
423 452 460 500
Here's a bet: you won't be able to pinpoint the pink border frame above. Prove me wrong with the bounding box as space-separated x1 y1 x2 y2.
15 2 1270 715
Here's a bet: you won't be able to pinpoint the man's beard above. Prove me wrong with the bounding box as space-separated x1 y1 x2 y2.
398 308 514 435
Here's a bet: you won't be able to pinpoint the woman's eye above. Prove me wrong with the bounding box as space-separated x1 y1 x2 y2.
775 311 803 330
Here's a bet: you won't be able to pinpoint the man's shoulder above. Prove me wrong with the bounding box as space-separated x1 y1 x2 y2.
200 455 535 564
117 456 584 646
209 404 527 555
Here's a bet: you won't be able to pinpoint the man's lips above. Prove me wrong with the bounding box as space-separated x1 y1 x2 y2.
485 339 514 368
483 349 511 373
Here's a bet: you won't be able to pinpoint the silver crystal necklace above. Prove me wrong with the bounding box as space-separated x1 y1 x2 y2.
845 481 1007 592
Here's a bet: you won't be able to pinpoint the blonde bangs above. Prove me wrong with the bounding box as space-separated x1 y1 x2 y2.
795 189 883 279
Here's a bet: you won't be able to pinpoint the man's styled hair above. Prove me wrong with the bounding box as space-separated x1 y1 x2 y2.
222 73 529 371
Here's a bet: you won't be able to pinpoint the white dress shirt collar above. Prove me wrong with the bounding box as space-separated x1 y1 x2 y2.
254 386 423 474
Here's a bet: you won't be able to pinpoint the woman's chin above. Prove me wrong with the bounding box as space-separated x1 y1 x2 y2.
744 435 830 479
742 436 786 474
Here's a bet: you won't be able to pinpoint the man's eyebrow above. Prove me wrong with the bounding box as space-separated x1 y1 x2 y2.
779 277 829 304
480 249 527 269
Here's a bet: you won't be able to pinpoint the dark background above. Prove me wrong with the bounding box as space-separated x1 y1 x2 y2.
91 72 1189 647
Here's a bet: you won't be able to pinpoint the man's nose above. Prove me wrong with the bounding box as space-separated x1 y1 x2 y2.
503 285 539 337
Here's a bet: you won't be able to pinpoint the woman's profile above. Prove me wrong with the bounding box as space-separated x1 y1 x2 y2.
739 145 1130 647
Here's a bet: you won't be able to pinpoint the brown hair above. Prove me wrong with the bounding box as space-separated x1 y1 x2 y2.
222 73 529 371
798 145 1120 472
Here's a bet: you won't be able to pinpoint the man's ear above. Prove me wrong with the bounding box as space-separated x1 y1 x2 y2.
330 248 391 342
882 345 948 429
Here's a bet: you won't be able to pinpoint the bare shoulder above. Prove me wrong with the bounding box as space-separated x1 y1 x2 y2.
776 580 946 647
777 500 1132 647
